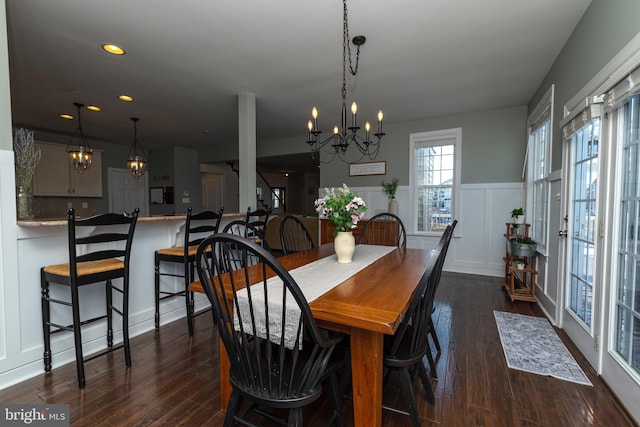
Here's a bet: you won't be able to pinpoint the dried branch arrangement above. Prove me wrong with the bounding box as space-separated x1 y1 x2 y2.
13 128 41 190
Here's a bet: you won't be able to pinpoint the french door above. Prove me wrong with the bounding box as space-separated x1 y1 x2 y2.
560 115 602 368
599 94 640 420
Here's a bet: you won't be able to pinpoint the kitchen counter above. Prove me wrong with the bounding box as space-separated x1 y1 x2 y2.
12 211 245 384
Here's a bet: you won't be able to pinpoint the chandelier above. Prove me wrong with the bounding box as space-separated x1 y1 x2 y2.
66 102 93 172
127 117 148 177
306 0 384 163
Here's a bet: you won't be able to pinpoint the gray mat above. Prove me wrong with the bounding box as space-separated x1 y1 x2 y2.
494 311 591 386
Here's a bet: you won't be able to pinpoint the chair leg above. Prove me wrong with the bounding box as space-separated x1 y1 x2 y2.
424 341 438 379
416 360 435 404
288 407 303 427
70 284 86 388
429 316 441 353
40 270 52 373
106 280 113 348
397 368 421 427
326 373 345 427
154 253 160 328
223 390 241 427
122 276 131 367
186 261 195 336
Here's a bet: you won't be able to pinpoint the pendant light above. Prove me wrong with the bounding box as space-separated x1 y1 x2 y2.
66 102 93 172
127 117 148 177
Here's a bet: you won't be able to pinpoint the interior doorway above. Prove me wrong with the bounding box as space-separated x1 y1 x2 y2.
108 167 149 216
201 172 223 212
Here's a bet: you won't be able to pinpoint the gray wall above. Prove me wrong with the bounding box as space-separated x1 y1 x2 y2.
529 0 640 171
315 105 527 188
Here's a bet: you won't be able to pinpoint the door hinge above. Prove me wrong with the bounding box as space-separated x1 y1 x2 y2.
594 334 599 351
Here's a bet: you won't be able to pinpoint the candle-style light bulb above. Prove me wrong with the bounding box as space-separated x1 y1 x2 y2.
311 107 319 131
308 120 313 132
333 125 339 135
377 110 384 134
351 102 358 127
365 121 371 140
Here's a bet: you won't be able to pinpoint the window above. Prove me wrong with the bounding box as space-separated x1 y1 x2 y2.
410 128 461 233
527 85 553 251
272 187 285 209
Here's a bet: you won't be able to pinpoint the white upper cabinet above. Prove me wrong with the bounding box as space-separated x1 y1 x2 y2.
32 142 103 197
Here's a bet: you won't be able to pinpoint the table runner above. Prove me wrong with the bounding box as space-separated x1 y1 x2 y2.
235 245 395 348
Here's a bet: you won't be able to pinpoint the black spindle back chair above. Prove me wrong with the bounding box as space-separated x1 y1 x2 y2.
196 234 345 427
280 215 315 255
382 236 444 427
358 212 407 248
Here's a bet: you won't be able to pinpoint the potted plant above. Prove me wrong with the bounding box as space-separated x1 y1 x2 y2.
510 207 524 234
381 177 399 215
509 236 537 258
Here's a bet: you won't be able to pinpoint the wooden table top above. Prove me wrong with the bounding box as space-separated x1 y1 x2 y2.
195 243 433 335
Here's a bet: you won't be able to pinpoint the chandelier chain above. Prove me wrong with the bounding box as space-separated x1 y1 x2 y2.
342 0 361 100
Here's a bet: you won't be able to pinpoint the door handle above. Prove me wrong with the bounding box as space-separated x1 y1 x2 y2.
559 230 568 237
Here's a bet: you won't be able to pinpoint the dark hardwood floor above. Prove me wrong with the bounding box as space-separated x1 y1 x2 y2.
0 272 636 426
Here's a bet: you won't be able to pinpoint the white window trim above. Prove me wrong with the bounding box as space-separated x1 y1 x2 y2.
409 127 461 235
526 85 554 253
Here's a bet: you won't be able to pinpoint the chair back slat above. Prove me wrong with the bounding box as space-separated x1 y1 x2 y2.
245 207 271 235
66 208 139 284
280 215 315 255
358 212 407 248
196 233 343 402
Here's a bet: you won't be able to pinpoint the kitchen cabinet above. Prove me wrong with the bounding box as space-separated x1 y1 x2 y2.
32 142 103 197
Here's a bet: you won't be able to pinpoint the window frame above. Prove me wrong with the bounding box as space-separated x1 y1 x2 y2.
526 85 554 253
409 128 461 235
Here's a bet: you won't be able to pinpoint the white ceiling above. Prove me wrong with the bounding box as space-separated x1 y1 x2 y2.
6 0 591 165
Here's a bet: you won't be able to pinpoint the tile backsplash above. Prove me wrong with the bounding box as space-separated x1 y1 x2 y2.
31 197 97 219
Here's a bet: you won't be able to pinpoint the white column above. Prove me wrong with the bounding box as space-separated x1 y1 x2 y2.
238 92 256 212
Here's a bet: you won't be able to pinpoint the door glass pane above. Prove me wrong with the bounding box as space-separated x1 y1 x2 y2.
615 95 640 376
568 118 599 328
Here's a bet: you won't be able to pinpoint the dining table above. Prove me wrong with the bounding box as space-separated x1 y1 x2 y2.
191 242 434 427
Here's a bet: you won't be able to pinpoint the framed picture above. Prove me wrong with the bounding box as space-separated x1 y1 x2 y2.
150 187 164 204
349 161 386 176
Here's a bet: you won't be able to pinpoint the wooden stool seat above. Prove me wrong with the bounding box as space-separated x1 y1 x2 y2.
43 258 125 277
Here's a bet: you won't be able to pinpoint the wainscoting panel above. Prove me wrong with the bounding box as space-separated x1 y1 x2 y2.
346 182 525 277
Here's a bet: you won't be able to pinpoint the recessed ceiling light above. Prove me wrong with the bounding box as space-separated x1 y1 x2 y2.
60 114 74 120
86 105 101 112
102 43 125 55
119 95 133 102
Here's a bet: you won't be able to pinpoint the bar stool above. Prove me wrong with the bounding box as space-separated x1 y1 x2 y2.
40 208 139 388
154 207 223 335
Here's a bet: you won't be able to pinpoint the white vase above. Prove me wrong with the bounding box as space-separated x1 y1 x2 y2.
388 198 399 215
334 231 355 264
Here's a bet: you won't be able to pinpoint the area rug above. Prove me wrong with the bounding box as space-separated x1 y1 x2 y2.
493 311 592 386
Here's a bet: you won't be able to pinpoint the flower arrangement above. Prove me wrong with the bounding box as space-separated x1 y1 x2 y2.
315 184 367 236
381 177 399 199
13 128 41 191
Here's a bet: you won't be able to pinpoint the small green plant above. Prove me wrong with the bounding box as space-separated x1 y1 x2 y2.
510 207 524 222
514 236 535 244
381 177 399 199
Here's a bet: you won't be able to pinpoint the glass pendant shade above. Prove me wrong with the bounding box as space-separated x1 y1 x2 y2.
128 117 147 177
66 102 93 173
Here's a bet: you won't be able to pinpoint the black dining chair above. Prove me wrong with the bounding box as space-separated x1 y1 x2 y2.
245 206 271 237
382 236 445 427
41 208 139 387
280 214 315 255
427 219 457 360
358 212 406 248
154 207 224 335
195 234 346 427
